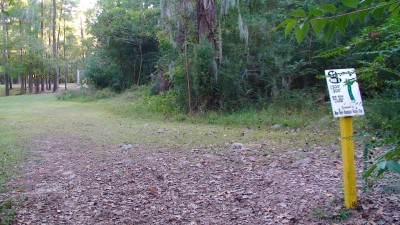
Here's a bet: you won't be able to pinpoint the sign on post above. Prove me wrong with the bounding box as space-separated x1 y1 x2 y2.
325 68 364 209
325 68 364 117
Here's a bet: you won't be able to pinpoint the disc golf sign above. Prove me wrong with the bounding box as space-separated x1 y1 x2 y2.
325 68 364 117
325 68 365 209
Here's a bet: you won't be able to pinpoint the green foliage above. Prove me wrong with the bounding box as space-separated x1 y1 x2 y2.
310 207 352 222
192 39 218 110
102 84 328 129
365 91 400 134
364 137 400 179
57 88 116 102
278 0 400 44
85 50 124 91
87 0 160 91
103 86 180 119
363 90 400 182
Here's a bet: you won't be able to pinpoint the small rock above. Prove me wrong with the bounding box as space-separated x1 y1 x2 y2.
94 210 104 220
232 143 244 149
158 128 166 133
271 124 282 130
277 202 287 208
121 144 132 151
239 209 252 215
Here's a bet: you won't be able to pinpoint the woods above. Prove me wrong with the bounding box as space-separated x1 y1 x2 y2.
1 0 398 113
82 0 398 114
0 0 85 95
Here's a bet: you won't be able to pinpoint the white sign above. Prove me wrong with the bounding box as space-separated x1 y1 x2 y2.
325 68 364 117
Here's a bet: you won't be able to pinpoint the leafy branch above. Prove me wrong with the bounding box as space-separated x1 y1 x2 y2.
274 0 400 44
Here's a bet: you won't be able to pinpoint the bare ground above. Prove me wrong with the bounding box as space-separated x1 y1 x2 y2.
7 132 400 225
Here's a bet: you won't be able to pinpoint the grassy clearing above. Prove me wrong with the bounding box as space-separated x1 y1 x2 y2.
55 87 348 150
0 88 360 222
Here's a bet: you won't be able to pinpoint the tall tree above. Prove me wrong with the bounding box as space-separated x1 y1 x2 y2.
1 0 9 96
197 0 216 47
52 0 58 91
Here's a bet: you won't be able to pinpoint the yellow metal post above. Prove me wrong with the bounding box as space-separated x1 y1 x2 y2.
339 116 357 209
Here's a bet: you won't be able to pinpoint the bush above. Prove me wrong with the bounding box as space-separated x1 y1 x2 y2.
363 88 400 185
365 89 400 137
269 89 317 111
192 39 218 110
85 50 129 92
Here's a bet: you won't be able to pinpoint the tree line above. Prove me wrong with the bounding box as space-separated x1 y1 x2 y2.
2 0 399 115
0 0 86 96
83 0 399 113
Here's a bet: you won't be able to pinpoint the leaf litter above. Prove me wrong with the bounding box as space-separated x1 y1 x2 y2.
4 131 400 225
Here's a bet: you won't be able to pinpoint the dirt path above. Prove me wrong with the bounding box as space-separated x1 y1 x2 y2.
3 95 399 224
10 136 399 224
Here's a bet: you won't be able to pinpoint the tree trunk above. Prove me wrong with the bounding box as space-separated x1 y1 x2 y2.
64 17 67 90
1 0 9 96
41 0 45 92
20 76 25 94
184 30 192 114
57 0 64 52
137 43 143 85
41 78 45 91
24 76 27 94
29 74 33 93
35 74 40 93
52 0 59 92
197 0 216 47
80 16 86 67
48 77 51 90
64 68 68 90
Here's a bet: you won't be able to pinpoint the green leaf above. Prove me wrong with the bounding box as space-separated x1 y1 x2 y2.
1 10 10 17
337 16 349 34
389 2 400 12
289 9 307 18
364 164 377 178
358 9 372 22
320 4 337 13
359 0 373 7
342 0 358 8
274 19 292 30
285 20 297 37
324 21 336 44
372 7 385 20
386 160 400 174
295 22 309 44
377 161 387 170
309 6 324 17
348 12 358 23
310 19 328 35
377 168 385 177
389 3 400 17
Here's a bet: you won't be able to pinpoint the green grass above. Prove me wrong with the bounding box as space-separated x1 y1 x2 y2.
310 207 352 222
96 87 336 130
57 87 116 102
